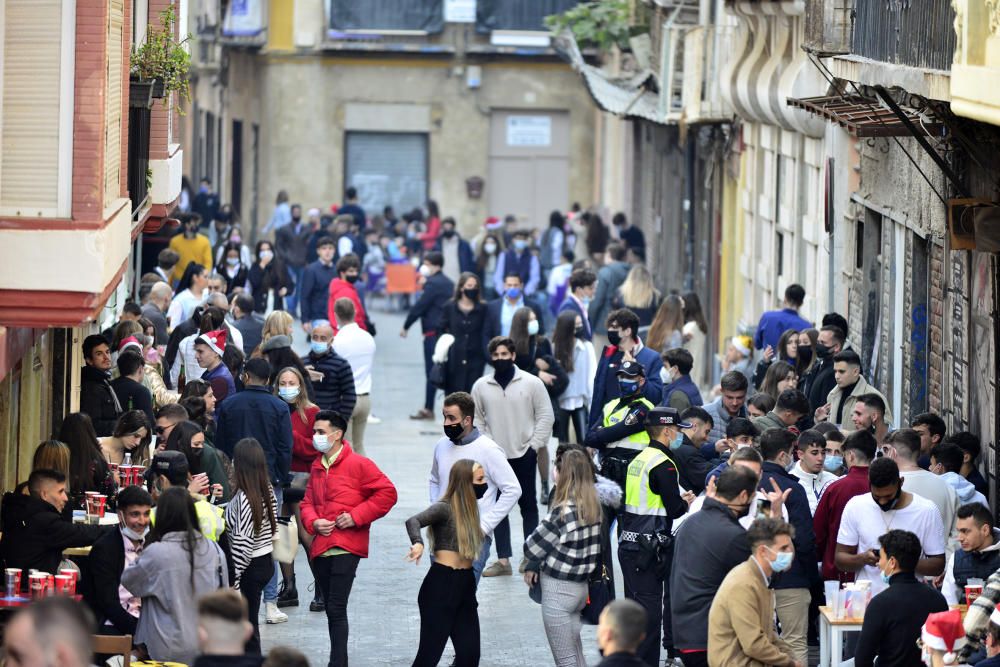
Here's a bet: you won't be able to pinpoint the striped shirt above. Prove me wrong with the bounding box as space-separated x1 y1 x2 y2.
224 488 276 588
523 502 601 581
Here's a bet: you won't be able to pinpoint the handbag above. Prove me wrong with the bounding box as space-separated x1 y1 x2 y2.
272 515 299 564
429 361 447 389
581 563 612 624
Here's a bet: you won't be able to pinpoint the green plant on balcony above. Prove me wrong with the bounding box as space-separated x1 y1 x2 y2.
131 3 191 110
544 0 646 53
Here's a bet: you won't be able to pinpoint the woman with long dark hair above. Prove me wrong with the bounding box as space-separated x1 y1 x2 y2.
58 412 114 508
248 240 293 315
99 410 151 466
406 459 484 667
758 360 799 402
225 438 278 654
475 233 503 300
752 328 799 389
682 291 710 389
551 311 594 443
167 262 209 329
523 449 602 667
216 241 250 296
164 420 230 502
584 213 610 262
438 272 488 394
121 486 228 665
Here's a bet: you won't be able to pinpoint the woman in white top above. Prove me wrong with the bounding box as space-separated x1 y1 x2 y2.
552 311 596 443
224 438 278 655
167 263 209 329
682 291 710 390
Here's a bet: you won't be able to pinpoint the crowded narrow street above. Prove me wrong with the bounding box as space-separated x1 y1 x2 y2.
261 312 602 665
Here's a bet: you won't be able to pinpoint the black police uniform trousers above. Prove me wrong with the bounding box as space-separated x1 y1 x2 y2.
618 541 675 667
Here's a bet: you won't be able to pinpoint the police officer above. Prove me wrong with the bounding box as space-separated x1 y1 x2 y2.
619 406 696 667
584 361 655 489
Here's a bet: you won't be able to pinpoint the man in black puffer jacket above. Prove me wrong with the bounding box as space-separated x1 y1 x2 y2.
0 470 108 588
79 334 122 436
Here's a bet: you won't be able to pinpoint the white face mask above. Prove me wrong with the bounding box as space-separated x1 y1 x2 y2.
419 264 432 278
527 320 539 336
313 434 333 453
660 367 674 384
121 524 149 542
484 242 497 254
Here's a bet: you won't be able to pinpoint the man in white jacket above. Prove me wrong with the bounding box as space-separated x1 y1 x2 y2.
471 336 555 577
789 430 840 514
429 391 521 583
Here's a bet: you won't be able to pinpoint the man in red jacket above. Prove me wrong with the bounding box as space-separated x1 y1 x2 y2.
301 410 397 667
327 254 368 336
813 429 876 581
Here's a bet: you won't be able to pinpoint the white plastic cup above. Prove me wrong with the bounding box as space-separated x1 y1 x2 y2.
824 580 839 608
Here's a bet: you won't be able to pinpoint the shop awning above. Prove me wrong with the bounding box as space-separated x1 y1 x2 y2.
786 94 943 137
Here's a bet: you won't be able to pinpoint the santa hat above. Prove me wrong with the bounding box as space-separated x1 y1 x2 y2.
484 216 502 230
731 335 752 358
921 609 966 665
118 336 143 355
195 329 227 357
329 204 339 214
990 602 1000 627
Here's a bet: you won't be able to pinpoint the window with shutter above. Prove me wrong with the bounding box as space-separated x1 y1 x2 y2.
0 0 65 217
105 0 125 205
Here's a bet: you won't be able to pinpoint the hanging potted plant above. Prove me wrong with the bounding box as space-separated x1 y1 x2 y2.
130 3 191 109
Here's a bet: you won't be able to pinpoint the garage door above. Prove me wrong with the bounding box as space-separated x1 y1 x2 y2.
488 111 569 229
344 132 428 216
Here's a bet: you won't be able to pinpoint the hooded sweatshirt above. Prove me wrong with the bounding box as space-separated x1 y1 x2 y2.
941 471 989 508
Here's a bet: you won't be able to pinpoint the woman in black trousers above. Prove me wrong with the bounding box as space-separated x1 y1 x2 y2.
405 460 485 667
439 272 488 394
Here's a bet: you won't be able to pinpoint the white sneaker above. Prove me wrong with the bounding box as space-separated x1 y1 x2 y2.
367 414 382 424
265 602 288 624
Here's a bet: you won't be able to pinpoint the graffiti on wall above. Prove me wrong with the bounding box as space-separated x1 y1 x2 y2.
910 303 928 408
950 253 967 430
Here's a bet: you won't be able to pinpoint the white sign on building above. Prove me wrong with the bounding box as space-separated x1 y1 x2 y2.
445 0 476 23
506 116 552 147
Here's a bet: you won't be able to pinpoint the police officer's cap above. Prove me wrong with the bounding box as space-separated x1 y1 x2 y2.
616 361 645 378
645 406 692 429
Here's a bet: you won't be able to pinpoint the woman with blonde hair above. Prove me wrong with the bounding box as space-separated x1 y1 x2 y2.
523 449 602 667
646 294 686 354
273 366 321 610
32 440 71 479
256 310 294 355
612 264 661 327
405 459 485 667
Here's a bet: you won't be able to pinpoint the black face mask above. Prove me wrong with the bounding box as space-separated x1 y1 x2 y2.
799 347 813 364
730 500 752 519
473 483 488 500
292 215 302 223
815 343 832 359
443 421 465 442
876 487 902 512
462 288 479 301
607 330 622 347
442 230 456 239
492 358 514 375
344 274 360 284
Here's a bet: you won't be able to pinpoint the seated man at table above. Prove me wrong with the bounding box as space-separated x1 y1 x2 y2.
0 469 109 587
853 529 947 667
85 485 153 636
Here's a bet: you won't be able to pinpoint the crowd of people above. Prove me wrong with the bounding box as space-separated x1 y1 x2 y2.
1 186 998 667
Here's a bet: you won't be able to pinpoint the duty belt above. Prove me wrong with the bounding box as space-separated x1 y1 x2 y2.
620 530 672 544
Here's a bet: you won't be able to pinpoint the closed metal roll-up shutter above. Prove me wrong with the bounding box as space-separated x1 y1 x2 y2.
105 0 125 204
345 132 428 216
0 0 63 215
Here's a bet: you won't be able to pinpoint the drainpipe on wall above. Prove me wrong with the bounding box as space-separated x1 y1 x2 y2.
684 133 696 292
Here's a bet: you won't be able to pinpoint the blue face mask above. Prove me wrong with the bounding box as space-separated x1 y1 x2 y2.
880 569 892 584
310 340 329 355
669 432 684 451
278 387 300 401
618 379 639 396
823 455 843 472
580 296 592 308
513 239 528 251
505 287 522 300
767 547 794 573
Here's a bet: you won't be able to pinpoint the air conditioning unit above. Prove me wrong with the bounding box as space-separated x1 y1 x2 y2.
947 198 1000 253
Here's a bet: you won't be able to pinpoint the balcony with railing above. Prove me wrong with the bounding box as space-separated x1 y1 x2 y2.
951 0 1000 125
127 104 152 224
851 0 955 71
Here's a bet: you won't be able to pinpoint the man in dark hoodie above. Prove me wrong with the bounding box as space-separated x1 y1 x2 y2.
0 470 108 588
673 407 713 494
79 334 123 436
192 589 263 667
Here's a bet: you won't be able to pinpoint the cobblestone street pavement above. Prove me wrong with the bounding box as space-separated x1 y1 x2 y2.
261 309 602 666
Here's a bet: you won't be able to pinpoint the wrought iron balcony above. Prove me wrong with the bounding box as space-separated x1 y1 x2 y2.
127 105 151 221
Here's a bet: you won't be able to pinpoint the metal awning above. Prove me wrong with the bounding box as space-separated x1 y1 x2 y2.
786 94 942 137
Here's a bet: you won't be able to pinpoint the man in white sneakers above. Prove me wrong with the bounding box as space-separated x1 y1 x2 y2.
472 336 554 577
429 391 522 582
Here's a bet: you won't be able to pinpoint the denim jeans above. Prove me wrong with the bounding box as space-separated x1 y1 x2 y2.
472 535 493 585
263 486 284 602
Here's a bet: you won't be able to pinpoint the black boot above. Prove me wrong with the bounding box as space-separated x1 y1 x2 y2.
276 575 298 608
308 558 325 612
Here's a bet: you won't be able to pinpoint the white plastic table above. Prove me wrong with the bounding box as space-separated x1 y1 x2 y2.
818 605 862 667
